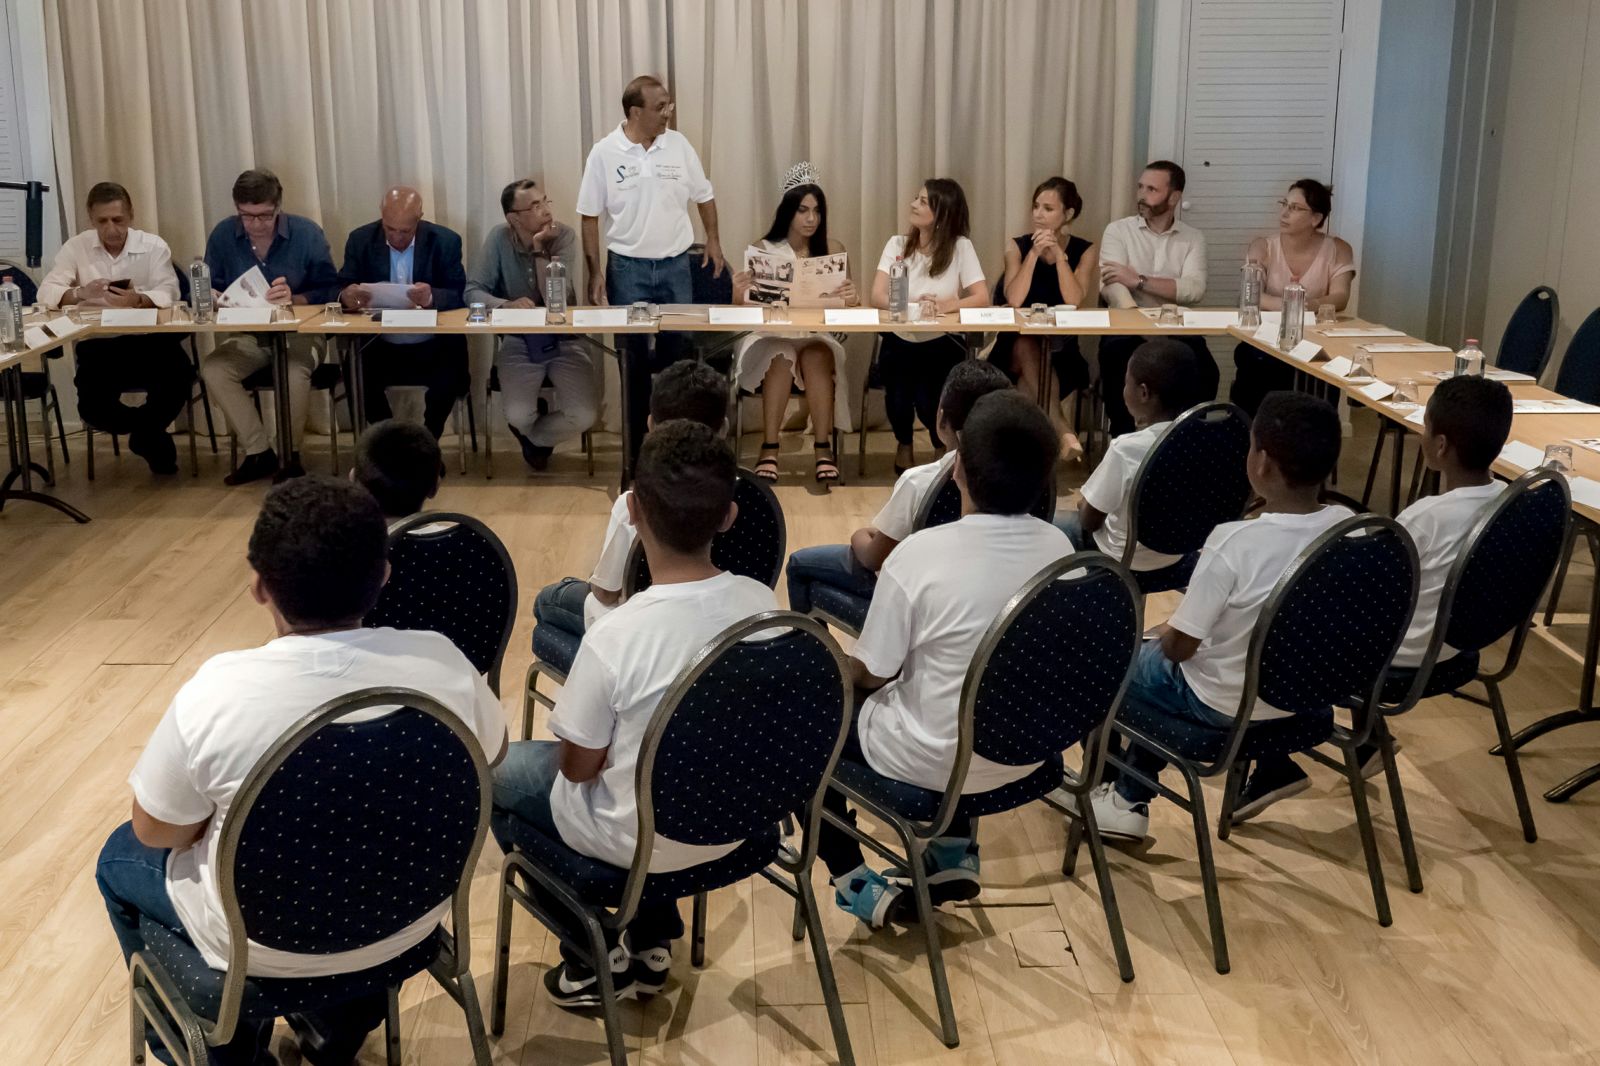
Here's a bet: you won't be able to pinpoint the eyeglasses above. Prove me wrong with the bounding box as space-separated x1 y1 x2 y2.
507 201 550 215
237 208 278 223
1276 198 1311 214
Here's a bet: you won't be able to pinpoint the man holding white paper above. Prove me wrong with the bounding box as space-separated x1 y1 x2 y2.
466 178 595 470
201 169 340 484
336 186 469 439
38 181 189 475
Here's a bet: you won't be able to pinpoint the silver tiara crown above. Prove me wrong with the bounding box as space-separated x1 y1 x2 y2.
780 161 821 194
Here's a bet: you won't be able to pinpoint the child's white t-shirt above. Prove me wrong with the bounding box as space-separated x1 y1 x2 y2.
1169 505 1354 720
875 234 986 343
585 492 636 628
871 452 957 542
853 513 1076 792
1393 481 1505 668
549 571 778 871
1077 419 1184 571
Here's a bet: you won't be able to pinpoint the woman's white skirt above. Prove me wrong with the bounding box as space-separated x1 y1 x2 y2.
732 331 853 433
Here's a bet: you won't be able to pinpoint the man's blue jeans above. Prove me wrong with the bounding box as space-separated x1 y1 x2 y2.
535 576 590 638
606 251 694 468
784 544 876 616
1106 642 1237 804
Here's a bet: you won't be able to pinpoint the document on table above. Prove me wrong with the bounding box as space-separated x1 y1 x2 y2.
1568 438 1600 456
1512 398 1600 415
708 306 766 325
216 308 275 325
1318 327 1406 338
1358 342 1453 354
1497 440 1547 472
220 266 272 308
572 308 630 328
490 307 547 327
381 310 437 327
98 308 158 327
1054 309 1109 329
44 317 84 338
1571 477 1600 512
825 308 880 326
362 282 415 310
1260 310 1316 327
960 307 1015 326
1423 368 1536 383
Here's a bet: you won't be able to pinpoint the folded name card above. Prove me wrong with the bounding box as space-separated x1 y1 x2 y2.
1320 327 1406 338
1287 339 1323 363
1498 440 1547 472
1260 310 1317 327
381 310 437 328
1359 342 1453 354
99 308 159 327
708 306 766 326
1253 323 1279 345
45 316 84 338
572 308 631 328
1571 476 1600 512
1048 309 1106 329
825 308 881 326
959 307 1015 326
1322 356 1354 378
216 308 275 325
490 307 547 327
1182 310 1239 329
1356 381 1396 402
23 326 51 348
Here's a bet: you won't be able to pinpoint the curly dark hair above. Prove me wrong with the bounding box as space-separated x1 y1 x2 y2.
632 420 737 555
247 475 389 626
959 392 1059 515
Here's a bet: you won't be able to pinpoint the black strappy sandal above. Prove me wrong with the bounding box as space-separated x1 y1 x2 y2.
754 441 781 481
814 441 840 484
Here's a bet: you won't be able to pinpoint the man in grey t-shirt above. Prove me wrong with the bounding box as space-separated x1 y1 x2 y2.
466 179 597 471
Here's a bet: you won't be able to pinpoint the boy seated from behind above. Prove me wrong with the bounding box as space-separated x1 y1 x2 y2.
101 477 507 1065
1228 375 1514 824
820 391 1072 926
1090 391 1350 843
492 421 777 1005
1059 339 1201 572
534 360 730 638
785 359 1014 617
353 419 442 521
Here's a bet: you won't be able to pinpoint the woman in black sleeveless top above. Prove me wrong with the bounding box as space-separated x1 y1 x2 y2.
991 177 1098 451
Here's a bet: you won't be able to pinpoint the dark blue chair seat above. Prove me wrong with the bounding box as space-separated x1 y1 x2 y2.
491 815 782 907
810 583 872 633
1131 551 1201 595
140 914 442 1021
831 752 1065 823
1119 700 1335 764
1379 651 1480 706
530 623 581 677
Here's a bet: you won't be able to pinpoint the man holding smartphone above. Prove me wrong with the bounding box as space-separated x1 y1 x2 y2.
39 181 189 475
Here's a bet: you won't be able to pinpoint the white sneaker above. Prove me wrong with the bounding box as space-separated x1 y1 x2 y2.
1087 782 1150 843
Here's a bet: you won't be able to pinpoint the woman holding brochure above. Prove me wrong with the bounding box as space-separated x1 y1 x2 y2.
732 163 855 483
992 176 1097 453
871 178 988 473
1231 179 1356 414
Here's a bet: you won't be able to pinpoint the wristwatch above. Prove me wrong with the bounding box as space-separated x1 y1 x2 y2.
1135 274 1148 292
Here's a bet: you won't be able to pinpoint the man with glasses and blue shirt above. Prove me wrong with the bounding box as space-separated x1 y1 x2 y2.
577 74 725 472
201 168 340 484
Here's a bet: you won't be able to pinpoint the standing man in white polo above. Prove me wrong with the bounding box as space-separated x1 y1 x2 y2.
577 74 725 471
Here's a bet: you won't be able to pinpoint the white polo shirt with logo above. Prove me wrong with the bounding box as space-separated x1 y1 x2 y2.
577 124 714 260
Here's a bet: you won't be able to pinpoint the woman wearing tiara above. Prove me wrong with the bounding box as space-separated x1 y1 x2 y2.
732 162 856 483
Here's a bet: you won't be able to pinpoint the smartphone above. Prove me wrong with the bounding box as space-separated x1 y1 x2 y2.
108 277 133 291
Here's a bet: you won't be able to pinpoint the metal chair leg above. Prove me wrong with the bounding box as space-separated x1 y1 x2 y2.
453 969 493 1066
796 870 858 1066
580 912 629 1066
385 985 402 1066
1378 726 1424 893
1361 423 1389 508
1545 761 1600 802
522 661 544 740
491 861 515 1035
904 836 959 1048
36 394 54 482
1216 761 1248 841
87 425 96 481
1544 522 1579 626
1342 743 1393 925
1079 802 1135 982
691 891 709 966
1487 679 1539 842
328 391 341 474
1179 762 1230 974
185 391 199 476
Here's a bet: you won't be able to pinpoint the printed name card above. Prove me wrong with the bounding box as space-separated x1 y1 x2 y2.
1356 380 1396 402
572 308 631 328
23 326 51 348
1322 356 1355 378
1571 476 1600 512
959 307 1015 326
1319 327 1406 338
98 308 159 327
824 308 881 326
44 316 84 338
1253 323 1279 346
1181 310 1239 329
1055 309 1110 328
381 310 437 328
1286 339 1323 363
1497 440 1547 472
1359 342 1453 354
490 307 547 327
707 306 766 325
216 308 274 325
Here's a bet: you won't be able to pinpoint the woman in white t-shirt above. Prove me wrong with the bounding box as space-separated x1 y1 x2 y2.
871 179 989 473
732 163 856 483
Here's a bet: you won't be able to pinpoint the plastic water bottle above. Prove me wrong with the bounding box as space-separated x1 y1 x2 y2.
888 257 909 323
1278 282 1306 350
545 259 568 324
190 258 213 322
1454 338 1485 378
0 275 22 351
1238 259 1264 329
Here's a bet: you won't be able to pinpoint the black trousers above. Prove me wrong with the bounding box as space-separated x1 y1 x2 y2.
73 335 193 437
361 336 469 439
1098 333 1218 436
878 333 966 449
1229 340 1297 417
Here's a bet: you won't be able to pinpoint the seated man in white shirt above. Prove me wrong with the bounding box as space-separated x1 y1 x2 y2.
819 392 1073 927
1229 376 1514 824
98 476 508 1065
1089 392 1350 843
37 181 188 474
1096 161 1215 436
492 421 776 1008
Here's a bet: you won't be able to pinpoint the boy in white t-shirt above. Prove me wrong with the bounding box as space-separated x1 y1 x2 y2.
1058 338 1203 571
785 360 1012 618
1230 376 1514 824
820 392 1074 927
533 360 730 637
101 477 509 1065
1090 392 1351 843
493 421 777 1007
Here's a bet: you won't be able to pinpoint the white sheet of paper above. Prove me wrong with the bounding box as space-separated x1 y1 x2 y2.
1571 476 1600 512
1423 368 1536 383
1253 323 1279 346
1357 381 1396 401
44 316 84 338
220 266 272 308
1498 440 1546 472
1511 398 1600 415
23 326 51 348
381 309 437 328
1405 408 1426 426
1359 342 1453 354
1322 356 1354 378
1287 339 1323 363
708 306 766 325
98 308 158 327
960 307 1016 326
572 308 630 329
216 308 274 325
1182 310 1239 329
490 307 548 327
363 282 415 310
825 308 881 326
1318 327 1406 338
1054 309 1110 329
1260 310 1317 327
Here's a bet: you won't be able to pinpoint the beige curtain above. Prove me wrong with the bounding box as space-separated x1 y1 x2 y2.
45 0 1137 430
